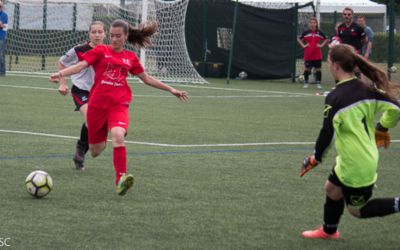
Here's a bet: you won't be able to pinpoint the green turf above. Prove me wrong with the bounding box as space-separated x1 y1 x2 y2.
0 75 399 249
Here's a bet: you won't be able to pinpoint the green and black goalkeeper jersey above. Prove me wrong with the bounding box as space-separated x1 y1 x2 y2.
314 77 400 188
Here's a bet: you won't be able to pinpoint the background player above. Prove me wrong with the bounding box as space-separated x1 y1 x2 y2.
56 21 106 170
297 17 328 89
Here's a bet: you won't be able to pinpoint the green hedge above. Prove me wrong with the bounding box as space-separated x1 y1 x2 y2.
370 32 400 62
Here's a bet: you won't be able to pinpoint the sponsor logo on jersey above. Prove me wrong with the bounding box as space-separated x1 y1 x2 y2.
324 104 332 118
122 59 131 66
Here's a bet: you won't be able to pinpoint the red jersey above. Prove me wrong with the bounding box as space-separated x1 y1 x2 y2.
299 29 327 61
83 45 144 109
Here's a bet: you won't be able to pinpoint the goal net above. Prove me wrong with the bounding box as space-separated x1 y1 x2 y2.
240 1 315 81
5 0 207 84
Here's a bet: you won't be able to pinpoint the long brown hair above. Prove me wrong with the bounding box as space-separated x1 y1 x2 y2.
329 44 400 101
110 19 158 48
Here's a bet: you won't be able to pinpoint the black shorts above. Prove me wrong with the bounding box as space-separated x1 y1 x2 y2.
71 85 89 111
304 60 322 69
328 170 374 208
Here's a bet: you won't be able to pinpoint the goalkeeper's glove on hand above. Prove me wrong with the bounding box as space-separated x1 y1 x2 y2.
375 123 390 149
299 155 318 177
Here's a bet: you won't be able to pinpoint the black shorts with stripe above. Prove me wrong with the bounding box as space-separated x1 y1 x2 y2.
304 60 322 69
71 85 89 111
328 169 374 208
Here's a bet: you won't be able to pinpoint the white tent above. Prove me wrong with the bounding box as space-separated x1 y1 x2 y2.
317 0 386 14
239 0 386 31
239 0 386 14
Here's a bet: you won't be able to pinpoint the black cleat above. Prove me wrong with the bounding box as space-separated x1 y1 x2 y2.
73 146 86 170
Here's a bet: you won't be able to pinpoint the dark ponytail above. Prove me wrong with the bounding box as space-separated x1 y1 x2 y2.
329 44 400 101
111 19 158 48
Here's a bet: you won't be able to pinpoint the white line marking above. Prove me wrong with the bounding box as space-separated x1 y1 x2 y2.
2 75 314 96
168 83 314 96
0 84 311 98
1 129 399 148
0 84 56 91
0 129 313 147
133 95 308 98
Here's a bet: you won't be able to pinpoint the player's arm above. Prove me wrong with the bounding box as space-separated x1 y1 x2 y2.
318 39 329 48
375 99 400 148
314 101 337 162
364 31 373 59
375 123 390 149
300 96 337 177
137 72 189 102
0 13 7 31
359 26 368 45
318 31 329 48
51 47 86 83
297 32 308 48
55 62 68 96
297 37 307 48
50 61 88 83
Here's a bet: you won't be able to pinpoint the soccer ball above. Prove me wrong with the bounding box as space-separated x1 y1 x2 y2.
297 75 305 83
25 170 53 198
238 71 248 80
390 66 397 73
329 36 341 48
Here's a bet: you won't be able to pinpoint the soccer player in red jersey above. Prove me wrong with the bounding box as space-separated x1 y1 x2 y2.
55 21 106 170
297 17 328 89
50 20 189 195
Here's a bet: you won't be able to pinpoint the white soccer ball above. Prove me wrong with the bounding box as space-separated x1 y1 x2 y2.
329 36 342 48
238 71 248 80
297 75 305 83
329 39 341 48
390 66 397 73
25 170 53 198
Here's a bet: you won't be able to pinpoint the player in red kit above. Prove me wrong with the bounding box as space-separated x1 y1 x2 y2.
297 17 328 89
50 20 189 195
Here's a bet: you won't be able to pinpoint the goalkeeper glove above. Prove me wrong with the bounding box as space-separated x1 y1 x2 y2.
299 155 318 177
375 123 390 149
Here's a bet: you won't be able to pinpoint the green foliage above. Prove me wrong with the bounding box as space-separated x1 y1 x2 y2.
370 32 400 62
371 0 400 15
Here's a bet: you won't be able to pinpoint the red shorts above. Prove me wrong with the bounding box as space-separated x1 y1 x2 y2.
87 105 130 144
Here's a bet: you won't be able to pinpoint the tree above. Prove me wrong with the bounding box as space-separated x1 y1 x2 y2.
371 0 400 14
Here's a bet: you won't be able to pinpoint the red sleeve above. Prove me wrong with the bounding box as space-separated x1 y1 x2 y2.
82 45 104 66
129 52 144 75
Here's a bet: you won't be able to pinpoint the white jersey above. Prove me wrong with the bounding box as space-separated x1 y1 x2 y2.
59 42 95 91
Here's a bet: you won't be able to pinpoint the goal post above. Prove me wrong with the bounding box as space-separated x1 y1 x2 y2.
5 0 207 84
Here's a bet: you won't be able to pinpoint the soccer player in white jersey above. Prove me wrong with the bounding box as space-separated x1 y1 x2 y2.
56 21 106 170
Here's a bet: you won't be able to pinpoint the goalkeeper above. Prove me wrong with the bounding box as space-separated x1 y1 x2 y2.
300 44 400 240
55 21 106 170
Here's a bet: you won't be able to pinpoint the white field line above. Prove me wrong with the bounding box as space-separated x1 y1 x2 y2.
0 84 311 98
1 129 400 148
0 129 313 147
2 75 314 96
168 83 314 96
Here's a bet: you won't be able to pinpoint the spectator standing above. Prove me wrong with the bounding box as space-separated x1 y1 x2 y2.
0 1 8 76
357 15 374 60
337 7 366 54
